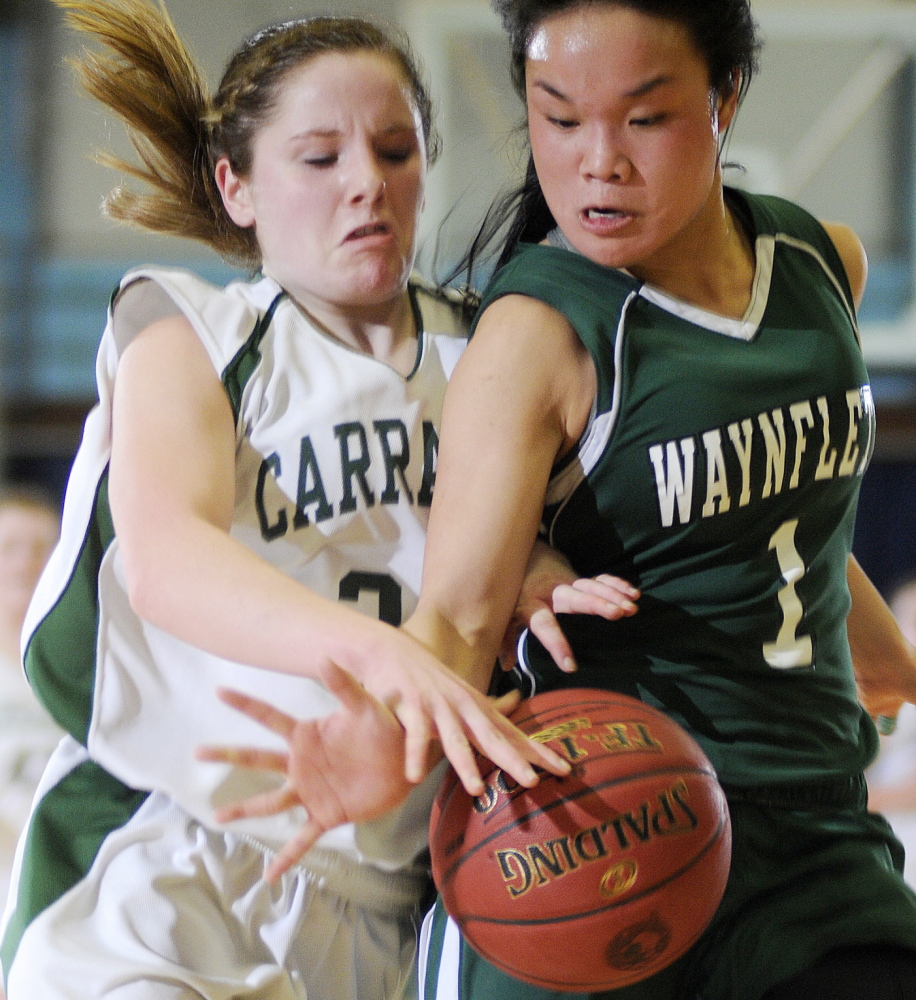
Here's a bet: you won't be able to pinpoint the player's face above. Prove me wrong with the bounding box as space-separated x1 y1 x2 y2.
223 51 426 314
525 3 737 278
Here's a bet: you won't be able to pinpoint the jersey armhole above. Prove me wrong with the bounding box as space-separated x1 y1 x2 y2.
111 278 184 359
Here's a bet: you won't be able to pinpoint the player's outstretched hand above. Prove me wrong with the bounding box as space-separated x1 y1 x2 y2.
502 540 639 672
196 661 414 881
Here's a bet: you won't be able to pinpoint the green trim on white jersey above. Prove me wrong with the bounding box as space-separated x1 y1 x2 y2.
2 268 469 983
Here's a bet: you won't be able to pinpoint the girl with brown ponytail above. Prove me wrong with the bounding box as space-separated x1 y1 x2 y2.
0 2 610 996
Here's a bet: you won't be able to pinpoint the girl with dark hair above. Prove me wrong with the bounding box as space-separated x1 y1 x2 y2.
0 1 620 996
215 0 916 997
408 1 916 996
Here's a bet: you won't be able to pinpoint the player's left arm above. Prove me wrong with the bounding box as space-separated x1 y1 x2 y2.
402 293 597 687
821 224 915 727
821 220 868 309
847 554 916 728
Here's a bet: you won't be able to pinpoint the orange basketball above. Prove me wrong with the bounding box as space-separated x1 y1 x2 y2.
430 688 731 992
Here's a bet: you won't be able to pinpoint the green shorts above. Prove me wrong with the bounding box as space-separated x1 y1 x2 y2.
420 777 916 1000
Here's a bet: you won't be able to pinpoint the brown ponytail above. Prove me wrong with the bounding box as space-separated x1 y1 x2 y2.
54 0 252 263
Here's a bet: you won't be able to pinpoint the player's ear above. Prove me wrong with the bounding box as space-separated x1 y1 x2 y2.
215 156 255 229
716 70 741 134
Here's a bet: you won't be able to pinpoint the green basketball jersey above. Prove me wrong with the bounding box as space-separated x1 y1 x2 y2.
480 190 878 788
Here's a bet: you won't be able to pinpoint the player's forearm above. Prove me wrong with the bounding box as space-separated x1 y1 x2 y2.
120 510 389 683
848 556 916 687
402 603 503 693
404 295 587 690
406 483 541 691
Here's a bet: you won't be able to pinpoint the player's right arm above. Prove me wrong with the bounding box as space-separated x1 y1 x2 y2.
404 293 596 680
108 312 568 794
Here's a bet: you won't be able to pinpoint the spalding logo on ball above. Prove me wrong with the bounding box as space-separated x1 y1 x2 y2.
430 688 731 992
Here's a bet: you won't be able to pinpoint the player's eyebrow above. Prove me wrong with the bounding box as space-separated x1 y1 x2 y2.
531 73 673 102
287 123 417 143
622 74 673 98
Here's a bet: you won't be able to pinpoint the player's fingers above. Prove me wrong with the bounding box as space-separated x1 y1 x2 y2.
315 660 373 712
392 697 435 785
567 577 639 605
423 695 491 796
216 688 297 742
213 785 300 823
527 605 576 672
493 711 571 777
586 574 640 598
264 819 325 882
491 689 522 717
195 745 289 773
569 576 639 613
462 701 570 785
552 582 637 620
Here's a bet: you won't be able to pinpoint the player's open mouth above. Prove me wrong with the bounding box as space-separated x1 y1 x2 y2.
586 208 626 220
581 207 631 234
347 223 390 241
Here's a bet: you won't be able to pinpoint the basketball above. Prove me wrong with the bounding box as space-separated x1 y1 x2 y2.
430 687 731 992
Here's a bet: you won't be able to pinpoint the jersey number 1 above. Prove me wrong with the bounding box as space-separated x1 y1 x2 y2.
763 519 813 669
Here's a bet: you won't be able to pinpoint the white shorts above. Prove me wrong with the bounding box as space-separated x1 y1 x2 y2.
5 787 430 1000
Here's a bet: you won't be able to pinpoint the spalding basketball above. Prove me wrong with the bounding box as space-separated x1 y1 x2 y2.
430 688 731 992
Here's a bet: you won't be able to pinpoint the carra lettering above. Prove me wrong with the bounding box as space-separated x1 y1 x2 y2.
254 418 439 540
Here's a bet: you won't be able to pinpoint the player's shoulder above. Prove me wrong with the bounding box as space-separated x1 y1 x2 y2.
484 242 637 310
117 265 279 317
473 243 636 349
113 266 283 370
732 190 860 314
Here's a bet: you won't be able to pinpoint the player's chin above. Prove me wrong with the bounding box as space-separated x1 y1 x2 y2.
348 255 412 301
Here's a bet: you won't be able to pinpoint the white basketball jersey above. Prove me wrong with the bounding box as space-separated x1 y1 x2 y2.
21 266 468 870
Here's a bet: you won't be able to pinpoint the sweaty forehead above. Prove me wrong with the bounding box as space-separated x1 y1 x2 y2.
526 10 591 62
525 6 694 69
523 5 712 104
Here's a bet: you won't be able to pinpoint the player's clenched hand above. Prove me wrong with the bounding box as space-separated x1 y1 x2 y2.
501 540 639 672
196 662 414 881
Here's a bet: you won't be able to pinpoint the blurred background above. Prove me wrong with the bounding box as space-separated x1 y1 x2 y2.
2 0 916 598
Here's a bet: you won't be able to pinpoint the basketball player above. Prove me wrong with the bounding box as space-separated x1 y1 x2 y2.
407 1 916 996
0 2 622 997
207 0 916 997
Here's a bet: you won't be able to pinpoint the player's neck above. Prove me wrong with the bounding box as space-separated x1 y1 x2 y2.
294 292 418 375
631 188 756 320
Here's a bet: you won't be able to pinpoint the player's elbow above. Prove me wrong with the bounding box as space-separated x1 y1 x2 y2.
117 536 172 625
